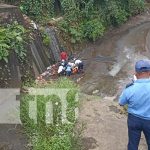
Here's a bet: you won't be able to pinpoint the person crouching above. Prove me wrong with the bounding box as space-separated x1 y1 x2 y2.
65 64 72 76
58 65 65 76
75 59 84 73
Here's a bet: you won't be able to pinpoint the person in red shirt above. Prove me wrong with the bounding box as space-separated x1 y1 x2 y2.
60 50 68 61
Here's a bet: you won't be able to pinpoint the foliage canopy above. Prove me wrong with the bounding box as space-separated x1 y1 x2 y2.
3 0 145 42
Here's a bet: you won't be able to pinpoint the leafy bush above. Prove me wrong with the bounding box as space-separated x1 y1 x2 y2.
0 21 28 63
42 33 51 47
104 1 129 26
128 0 145 15
20 0 55 20
82 19 105 41
69 26 84 43
61 0 81 20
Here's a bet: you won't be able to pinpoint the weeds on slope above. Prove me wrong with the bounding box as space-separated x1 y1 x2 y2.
20 78 82 150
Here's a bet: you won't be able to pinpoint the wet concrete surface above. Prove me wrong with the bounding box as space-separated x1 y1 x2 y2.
0 124 28 150
0 89 28 150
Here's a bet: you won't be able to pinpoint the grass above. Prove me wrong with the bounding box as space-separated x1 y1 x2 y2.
20 77 81 150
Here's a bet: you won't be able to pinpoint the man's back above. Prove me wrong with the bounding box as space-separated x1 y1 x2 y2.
119 60 150 150
119 79 150 120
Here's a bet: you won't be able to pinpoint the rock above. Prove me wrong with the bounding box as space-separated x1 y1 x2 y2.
103 96 116 101
76 76 83 83
92 90 99 95
47 17 63 26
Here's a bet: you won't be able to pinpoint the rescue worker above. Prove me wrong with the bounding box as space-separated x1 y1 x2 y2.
119 59 150 150
72 66 78 74
61 59 68 68
58 65 65 76
68 62 75 68
65 64 72 76
74 58 83 72
60 50 68 61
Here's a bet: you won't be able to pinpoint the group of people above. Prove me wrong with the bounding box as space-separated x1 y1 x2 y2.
36 50 84 84
58 50 83 76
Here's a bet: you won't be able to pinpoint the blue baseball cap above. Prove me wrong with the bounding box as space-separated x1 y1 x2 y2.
135 60 150 72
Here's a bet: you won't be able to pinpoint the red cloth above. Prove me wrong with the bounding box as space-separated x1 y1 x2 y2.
60 52 68 61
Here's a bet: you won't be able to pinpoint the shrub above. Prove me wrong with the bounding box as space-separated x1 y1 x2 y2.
58 0 145 43
42 32 51 47
82 19 105 41
128 0 145 15
20 0 55 20
0 21 28 63
69 26 84 43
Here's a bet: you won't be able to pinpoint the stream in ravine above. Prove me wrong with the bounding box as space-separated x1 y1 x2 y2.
80 13 150 98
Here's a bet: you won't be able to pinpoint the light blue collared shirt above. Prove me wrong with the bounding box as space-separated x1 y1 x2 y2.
119 79 150 120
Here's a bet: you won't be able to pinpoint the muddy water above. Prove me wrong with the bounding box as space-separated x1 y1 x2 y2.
80 15 150 97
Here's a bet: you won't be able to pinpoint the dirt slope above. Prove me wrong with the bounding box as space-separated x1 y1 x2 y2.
80 94 147 150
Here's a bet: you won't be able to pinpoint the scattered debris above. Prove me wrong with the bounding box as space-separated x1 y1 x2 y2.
103 96 116 101
92 90 99 95
36 64 58 84
77 76 84 83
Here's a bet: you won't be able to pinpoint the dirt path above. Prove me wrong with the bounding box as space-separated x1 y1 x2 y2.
80 94 147 150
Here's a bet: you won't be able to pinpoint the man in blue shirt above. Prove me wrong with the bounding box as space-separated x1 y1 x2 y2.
65 64 72 76
119 60 150 150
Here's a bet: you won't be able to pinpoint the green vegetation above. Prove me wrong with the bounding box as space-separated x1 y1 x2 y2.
21 78 81 150
20 0 55 21
40 29 51 47
42 33 51 47
0 21 29 62
18 0 145 43
3 0 145 43
58 0 145 43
